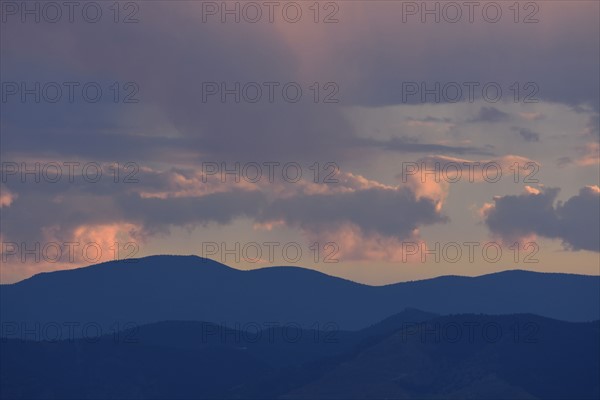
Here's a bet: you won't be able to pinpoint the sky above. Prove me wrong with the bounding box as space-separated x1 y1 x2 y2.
0 0 599 284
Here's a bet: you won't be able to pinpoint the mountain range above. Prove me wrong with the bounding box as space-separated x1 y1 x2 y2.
1 255 598 336
1 311 598 399
1 255 599 399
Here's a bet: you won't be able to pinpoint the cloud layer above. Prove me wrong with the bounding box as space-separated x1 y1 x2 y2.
482 186 600 252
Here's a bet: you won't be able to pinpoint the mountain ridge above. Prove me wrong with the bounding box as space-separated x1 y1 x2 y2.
1 255 599 333
2 311 598 399
3 254 598 288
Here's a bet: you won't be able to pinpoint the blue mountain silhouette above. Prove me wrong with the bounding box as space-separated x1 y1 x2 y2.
2 312 598 399
1 255 598 336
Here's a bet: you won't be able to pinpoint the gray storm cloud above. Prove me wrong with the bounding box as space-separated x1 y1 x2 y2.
483 186 600 252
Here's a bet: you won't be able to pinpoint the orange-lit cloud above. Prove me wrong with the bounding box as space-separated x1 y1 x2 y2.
0 186 17 208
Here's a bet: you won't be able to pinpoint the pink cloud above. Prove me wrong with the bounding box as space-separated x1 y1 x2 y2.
0 186 17 208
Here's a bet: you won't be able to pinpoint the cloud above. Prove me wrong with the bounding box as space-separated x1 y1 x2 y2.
119 190 268 235
406 155 538 183
353 136 495 156
258 185 447 241
575 142 600 166
556 186 600 251
0 186 17 207
481 186 600 252
511 127 540 142
518 112 545 121
3 1 598 166
585 115 600 138
407 116 452 123
468 107 510 123
0 172 267 248
295 222 426 263
558 142 600 167
2 0 599 281
1 161 449 266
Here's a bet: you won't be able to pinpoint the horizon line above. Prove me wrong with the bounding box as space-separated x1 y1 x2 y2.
3 253 599 287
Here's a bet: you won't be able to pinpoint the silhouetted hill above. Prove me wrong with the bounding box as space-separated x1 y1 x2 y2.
1 256 598 336
284 314 600 399
1 312 598 399
0 309 435 399
1 255 373 335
